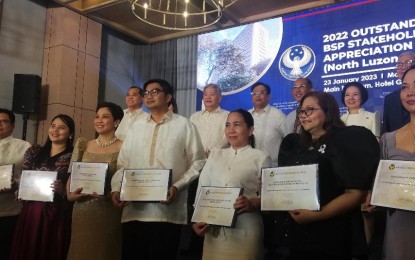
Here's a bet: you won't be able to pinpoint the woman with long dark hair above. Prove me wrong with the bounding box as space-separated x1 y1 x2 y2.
10 114 75 260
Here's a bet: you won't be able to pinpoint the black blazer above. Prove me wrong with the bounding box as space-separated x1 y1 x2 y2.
382 89 410 134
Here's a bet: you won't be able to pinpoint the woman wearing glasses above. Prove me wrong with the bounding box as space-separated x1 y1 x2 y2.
273 92 379 259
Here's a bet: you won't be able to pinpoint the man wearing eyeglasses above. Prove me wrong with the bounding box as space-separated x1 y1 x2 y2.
382 51 415 133
283 78 314 135
0 108 30 260
115 86 148 140
111 79 206 260
249 82 286 167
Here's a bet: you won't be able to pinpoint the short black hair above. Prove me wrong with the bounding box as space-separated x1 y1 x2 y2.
96 102 124 121
128 86 144 97
251 82 271 94
0 108 15 123
143 79 174 97
295 77 313 89
341 82 368 106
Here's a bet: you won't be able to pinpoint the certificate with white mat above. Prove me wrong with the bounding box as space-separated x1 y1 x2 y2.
0 164 14 190
70 162 108 195
261 164 320 211
120 169 171 201
18 170 57 202
371 160 415 211
191 186 243 227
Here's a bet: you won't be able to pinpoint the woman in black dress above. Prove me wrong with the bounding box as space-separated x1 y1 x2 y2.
273 92 380 259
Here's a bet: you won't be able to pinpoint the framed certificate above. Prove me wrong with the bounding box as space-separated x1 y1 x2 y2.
191 186 243 227
0 164 14 190
120 169 172 201
261 164 320 211
70 162 108 195
18 170 57 202
371 160 415 211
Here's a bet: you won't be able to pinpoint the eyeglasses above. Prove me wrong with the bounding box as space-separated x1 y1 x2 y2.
0 119 11 125
297 107 322 117
143 89 165 97
251 91 268 96
292 84 308 91
396 60 414 68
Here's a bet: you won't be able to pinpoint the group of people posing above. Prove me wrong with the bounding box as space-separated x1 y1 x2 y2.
0 51 415 260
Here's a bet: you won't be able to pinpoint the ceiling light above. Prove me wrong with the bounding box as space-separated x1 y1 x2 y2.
130 0 238 30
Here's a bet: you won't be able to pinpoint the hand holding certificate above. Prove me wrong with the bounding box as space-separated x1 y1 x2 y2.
191 186 243 227
0 164 14 190
70 162 108 195
18 170 57 202
371 160 415 211
261 164 320 211
120 169 171 201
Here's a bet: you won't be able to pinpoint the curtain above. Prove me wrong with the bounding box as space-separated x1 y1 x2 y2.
133 35 198 117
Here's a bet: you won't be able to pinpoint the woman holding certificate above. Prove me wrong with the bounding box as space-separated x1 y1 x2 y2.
9 114 75 260
275 92 379 259
66 102 123 260
380 65 415 259
192 109 271 260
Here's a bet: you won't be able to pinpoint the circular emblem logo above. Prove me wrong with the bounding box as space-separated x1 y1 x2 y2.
270 171 275 177
279 44 316 81
389 164 395 170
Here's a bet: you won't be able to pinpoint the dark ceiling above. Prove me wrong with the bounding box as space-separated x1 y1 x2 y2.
52 0 344 44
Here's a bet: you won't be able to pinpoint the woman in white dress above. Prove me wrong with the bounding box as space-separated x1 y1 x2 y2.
192 109 271 260
340 81 380 138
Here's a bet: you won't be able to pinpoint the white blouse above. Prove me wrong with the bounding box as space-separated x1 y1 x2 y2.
341 108 380 137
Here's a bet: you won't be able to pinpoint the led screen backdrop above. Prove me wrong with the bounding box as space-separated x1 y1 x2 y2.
197 0 415 117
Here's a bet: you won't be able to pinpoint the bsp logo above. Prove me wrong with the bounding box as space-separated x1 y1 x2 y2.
279 45 316 81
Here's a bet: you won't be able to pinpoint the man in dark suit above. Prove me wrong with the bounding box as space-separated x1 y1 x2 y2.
382 51 415 134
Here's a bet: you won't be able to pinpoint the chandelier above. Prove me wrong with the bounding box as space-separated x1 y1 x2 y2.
130 0 238 30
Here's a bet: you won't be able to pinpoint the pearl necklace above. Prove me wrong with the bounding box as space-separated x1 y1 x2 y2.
95 137 117 148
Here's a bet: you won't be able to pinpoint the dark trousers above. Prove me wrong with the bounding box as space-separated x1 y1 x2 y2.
122 221 182 260
0 215 18 260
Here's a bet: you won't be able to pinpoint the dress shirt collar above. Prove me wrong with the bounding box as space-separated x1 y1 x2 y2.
125 107 144 116
345 108 365 115
230 144 251 155
251 104 271 114
202 106 223 114
0 135 13 145
146 110 173 123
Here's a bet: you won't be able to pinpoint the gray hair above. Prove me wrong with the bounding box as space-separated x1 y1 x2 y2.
399 51 415 59
204 83 222 96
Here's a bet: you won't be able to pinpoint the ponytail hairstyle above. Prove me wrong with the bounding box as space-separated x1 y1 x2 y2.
229 109 255 148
